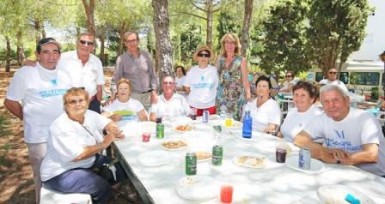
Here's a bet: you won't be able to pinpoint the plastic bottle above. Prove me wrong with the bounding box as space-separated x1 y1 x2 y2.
220 104 227 119
242 108 252 139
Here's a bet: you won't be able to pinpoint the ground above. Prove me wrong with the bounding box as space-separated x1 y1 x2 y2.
0 68 136 204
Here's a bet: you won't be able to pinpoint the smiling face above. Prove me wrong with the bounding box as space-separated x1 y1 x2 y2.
36 43 61 70
162 76 176 98
255 80 271 98
320 89 350 121
293 88 314 112
327 68 338 81
224 37 237 54
124 33 139 54
197 50 210 67
116 82 131 102
64 88 89 118
77 34 95 57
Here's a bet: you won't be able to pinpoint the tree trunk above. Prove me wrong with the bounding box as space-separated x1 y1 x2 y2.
118 22 127 56
16 31 24 66
152 0 173 82
34 20 42 45
99 35 106 65
240 0 253 57
5 36 11 72
206 0 213 48
82 0 96 36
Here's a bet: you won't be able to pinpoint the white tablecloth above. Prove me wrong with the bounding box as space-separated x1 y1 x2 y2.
114 118 385 204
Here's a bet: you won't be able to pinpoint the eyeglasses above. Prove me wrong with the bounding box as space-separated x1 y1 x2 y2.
79 40 94 46
285 75 293 78
68 99 85 105
198 53 210 58
329 72 337 74
162 81 175 85
125 39 138 44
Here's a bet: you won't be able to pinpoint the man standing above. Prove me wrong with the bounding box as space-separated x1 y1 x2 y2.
4 38 70 203
59 33 104 113
319 68 349 93
294 85 385 177
113 31 158 110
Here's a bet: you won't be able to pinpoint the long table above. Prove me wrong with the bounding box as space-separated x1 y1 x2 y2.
112 117 385 204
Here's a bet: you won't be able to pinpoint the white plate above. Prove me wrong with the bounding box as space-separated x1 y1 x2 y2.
176 175 218 201
172 124 195 133
233 155 266 168
160 139 188 151
318 184 375 204
138 150 170 167
285 155 324 174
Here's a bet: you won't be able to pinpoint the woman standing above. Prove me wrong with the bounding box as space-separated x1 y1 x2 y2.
216 33 251 121
183 45 219 116
280 81 322 142
243 76 281 133
175 65 187 96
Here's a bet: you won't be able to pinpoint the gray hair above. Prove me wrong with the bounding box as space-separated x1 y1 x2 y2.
319 85 349 98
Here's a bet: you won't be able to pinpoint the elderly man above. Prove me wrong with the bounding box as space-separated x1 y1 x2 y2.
4 38 70 203
149 75 191 121
319 68 349 93
294 85 385 177
59 32 105 113
112 31 158 110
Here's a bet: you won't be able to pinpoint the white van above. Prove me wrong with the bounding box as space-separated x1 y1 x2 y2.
307 60 384 99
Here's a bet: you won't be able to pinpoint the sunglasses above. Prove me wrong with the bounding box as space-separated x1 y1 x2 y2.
79 40 94 46
163 81 174 85
285 75 292 78
125 39 138 44
68 98 85 105
198 53 210 58
329 72 337 74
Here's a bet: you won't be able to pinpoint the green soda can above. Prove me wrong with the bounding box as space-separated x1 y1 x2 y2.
212 145 223 166
185 152 197 175
156 123 164 139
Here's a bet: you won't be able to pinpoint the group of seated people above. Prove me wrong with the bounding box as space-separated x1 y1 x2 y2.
40 70 385 203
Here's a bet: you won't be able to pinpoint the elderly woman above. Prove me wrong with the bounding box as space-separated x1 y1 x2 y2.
40 87 127 204
149 75 191 121
243 75 281 133
183 45 219 116
103 78 148 127
216 33 251 121
279 71 298 93
280 81 323 142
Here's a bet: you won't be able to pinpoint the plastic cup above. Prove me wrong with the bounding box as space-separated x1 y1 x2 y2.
276 143 287 163
220 185 233 203
142 132 151 142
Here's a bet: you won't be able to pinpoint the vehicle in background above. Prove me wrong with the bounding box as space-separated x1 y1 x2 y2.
306 60 384 100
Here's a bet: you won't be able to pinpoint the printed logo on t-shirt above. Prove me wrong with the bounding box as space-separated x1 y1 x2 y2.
324 129 361 152
114 110 137 121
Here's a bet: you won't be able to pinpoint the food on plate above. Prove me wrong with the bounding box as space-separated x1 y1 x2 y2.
237 156 265 168
196 151 212 161
174 124 193 131
161 140 187 149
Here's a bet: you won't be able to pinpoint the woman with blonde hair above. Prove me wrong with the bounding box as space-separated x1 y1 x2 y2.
216 33 251 121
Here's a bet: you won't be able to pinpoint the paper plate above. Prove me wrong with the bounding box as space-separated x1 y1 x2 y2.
233 155 266 169
286 155 324 174
196 151 212 162
318 184 375 204
172 124 194 133
160 139 188 151
176 175 218 201
138 150 170 167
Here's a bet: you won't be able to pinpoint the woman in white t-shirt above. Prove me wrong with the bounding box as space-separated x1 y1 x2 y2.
279 81 323 142
102 78 148 127
183 45 219 116
175 65 186 95
243 75 281 133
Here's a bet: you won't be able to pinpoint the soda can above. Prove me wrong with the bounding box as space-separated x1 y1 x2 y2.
212 145 223 166
299 148 311 169
202 109 209 123
185 152 197 175
156 123 164 139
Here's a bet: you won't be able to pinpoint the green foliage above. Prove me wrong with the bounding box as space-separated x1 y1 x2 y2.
256 0 312 74
0 115 11 137
179 25 203 64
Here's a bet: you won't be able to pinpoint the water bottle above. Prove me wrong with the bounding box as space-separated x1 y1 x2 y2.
220 104 227 119
242 109 252 139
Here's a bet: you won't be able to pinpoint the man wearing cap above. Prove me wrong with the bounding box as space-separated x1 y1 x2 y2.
183 45 219 116
4 38 70 203
319 68 349 93
112 31 158 110
58 32 105 113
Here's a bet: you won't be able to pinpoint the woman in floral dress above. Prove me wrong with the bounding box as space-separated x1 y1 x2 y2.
216 33 251 121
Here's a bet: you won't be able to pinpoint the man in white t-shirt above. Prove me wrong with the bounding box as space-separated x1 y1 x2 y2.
294 85 385 176
4 38 70 203
319 68 349 93
149 75 191 121
59 33 104 113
